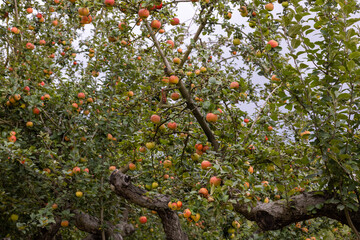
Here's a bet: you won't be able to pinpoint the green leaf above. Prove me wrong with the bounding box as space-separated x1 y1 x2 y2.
349 52 360 59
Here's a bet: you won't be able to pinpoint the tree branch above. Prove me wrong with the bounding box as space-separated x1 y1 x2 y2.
110 170 188 240
73 210 135 240
143 9 219 151
233 191 360 232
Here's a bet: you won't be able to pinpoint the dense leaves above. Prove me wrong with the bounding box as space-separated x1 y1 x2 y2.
0 0 359 239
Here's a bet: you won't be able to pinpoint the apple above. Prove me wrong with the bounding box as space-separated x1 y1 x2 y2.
244 118 249 123
163 174 169 179
210 176 221 186
201 161 212 170
109 166 116 171
268 126 273 131
156 2 163 9
183 209 191 218
166 40 174 48
118 22 126 31
163 160 172 168
72 103 78 108
248 166 254 174
206 113 218 122
138 9 149 19
139 216 147 224
139 146 146 153
26 43 35 50
24 86 30 92
72 166 81 173
167 122 177 130
129 163 136 170
10 214 18 221
8 135 16 143
26 121 33 128
151 20 161 29
268 40 278 48
177 48 183 53
104 0 115 6
200 67 206 72
78 92 86 99
75 191 83 197
52 203 58 210
265 3 274 11
151 114 161 124
264 197 269 203
26 8 33 14
170 92 180 100
177 201 182 208
191 213 200 222
44 94 50 100
191 153 200 161
87 97 94 103
84 168 89 173
230 82 239 89
159 29 165 33
152 182 159 188
127 91 134 97
282 1 289 7
233 38 241 45
169 75 179 84
78 7 89 17
198 188 209 197
225 12 232 19
170 18 180 25
33 107 40 115
271 75 280 81
61 220 69 227
146 142 155 149
81 15 92 24
173 57 181 64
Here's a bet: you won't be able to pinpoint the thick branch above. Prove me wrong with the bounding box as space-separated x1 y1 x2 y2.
234 191 360 231
37 217 62 240
144 11 219 151
73 210 135 240
110 170 188 240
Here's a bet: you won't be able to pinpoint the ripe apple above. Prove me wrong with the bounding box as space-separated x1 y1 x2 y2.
109 166 116 171
104 0 115 6
233 38 241 45
52 203 58 210
210 176 221 186
36 13 42 18
152 182 159 188
177 201 182 208
118 22 126 30
170 18 180 25
170 92 180 100
138 9 149 19
151 114 161 124
75 191 83 197
268 126 273 131
244 118 249 123
156 2 163 9
146 142 155 149
248 166 254 174
271 75 280 81
177 48 183 53
8 135 16 143
173 57 181 64
26 121 33 128
163 160 172 168
26 8 33 14
127 91 134 97
78 92 86 99
267 40 278 48
73 166 81 173
44 94 50 100
129 163 136 170
78 7 89 16
159 29 165 33
265 3 274 11
139 216 147 224
26 43 35 50
230 82 239 89
24 86 30 92
206 113 218 123
61 220 69 227
198 188 209 197
201 160 212 170
166 40 174 48
33 107 40 115
72 103 78 108
167 122 177 130
139 146 146 153
169 75 179 84
151 20 161 29
163 174 169 179
183 209 191 218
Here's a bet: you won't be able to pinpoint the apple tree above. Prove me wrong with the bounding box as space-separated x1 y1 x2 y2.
1 0 360 239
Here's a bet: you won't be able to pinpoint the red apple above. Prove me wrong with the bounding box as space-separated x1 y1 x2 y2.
78 92 86 99
173 57 181 64
199 188 209 197
78 7 89 16
210 176 221 186
150 114 161 124
265 3 274 11
26 8 33 14
167 122 177 130
244 118 249 123
170 92 180 100
183 209 191 218
268 40 278 48
33 107 40 115
170 18 180 25
26 43 35 50
129 163 136 170
169 75 179 84
139 216 147 224
201 161 212 170
206 113 218 122
138 8 149 19
156 3 163 9
104 0 115 6
118 22 126 30
230 82 239 89
151 20 161 29
166 40 174 48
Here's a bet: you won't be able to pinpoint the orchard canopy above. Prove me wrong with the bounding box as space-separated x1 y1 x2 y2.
1 0 360 239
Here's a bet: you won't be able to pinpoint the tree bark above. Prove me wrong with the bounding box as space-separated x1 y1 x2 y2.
234 191 360 231
74 210 135 240
110 170 188 240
